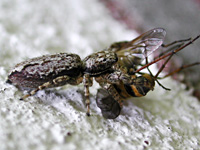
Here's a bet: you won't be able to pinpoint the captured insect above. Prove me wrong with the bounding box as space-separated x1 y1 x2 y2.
96 29 200 119
6 28 200 119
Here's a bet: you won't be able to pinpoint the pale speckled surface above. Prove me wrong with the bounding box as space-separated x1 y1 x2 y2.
0 0 200 150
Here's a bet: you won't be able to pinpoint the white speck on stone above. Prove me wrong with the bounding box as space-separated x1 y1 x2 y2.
50 124 64 144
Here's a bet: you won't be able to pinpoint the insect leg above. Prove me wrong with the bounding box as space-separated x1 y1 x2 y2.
144 50 171 90
159 62 200 78
106 83 123 107
20 75 71 100
154 38 192 59
161 38 191 47
135 34 200 73
83 74 93 116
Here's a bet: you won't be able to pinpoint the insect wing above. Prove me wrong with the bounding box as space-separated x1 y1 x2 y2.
113 28 166 66
96 89 121 119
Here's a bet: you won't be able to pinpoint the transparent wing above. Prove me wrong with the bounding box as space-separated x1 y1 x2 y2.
109 28 166 67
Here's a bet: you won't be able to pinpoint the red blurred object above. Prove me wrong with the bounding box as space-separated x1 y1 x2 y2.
100 0 139 30
193 0 200 6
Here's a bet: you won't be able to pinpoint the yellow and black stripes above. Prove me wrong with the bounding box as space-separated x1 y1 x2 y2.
113 73 155 99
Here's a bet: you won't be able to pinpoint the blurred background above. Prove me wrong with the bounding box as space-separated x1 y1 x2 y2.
101 0 200 98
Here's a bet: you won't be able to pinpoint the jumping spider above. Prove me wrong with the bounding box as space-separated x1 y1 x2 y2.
7 28 200 119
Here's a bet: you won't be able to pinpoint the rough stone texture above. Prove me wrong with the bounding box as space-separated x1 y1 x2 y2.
0 0 200 150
